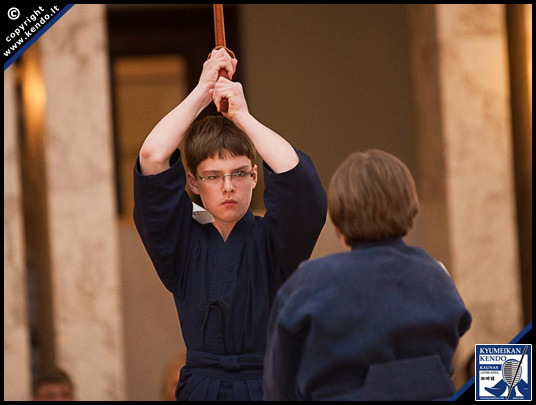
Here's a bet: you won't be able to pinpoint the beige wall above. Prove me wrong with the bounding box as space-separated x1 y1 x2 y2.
242 4 417 192
39 5 127 400
241 3 420 258
118 224 185 401
408 4 523 386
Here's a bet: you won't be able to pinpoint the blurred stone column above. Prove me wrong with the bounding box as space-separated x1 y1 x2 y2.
4 62 32 401
408 4 522 387
38 5 126 400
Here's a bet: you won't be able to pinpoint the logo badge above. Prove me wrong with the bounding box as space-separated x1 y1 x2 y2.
476 344 531 401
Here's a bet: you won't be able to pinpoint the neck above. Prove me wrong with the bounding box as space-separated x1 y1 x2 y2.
212 220 237 242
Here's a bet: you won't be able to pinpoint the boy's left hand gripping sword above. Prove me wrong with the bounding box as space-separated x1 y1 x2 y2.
211 4 235 113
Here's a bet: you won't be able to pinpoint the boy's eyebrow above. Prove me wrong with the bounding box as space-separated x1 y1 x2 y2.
231 165 251 172
200 165 251 175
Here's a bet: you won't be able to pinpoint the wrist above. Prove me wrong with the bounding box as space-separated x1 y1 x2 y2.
232 109 253 129
191 83 212 109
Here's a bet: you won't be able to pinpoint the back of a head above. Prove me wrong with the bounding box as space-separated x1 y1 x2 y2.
161 352 186 401
32 368 75 401
328 149 420 246
184 115 256 174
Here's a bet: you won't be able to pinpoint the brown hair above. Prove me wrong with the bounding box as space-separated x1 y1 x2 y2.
328 149 420 245
32 368 74 397
184 115 256 173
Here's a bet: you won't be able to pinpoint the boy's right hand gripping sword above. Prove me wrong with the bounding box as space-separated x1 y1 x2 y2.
211 4 235 113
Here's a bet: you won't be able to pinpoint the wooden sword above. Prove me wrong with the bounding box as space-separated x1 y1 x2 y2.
211 4 235 113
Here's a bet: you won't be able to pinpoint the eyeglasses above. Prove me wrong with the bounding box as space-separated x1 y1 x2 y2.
196 169 254 185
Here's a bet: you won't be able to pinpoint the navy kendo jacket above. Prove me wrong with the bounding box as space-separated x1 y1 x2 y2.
264 237 472 401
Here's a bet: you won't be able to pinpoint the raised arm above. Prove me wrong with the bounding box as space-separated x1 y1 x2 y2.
139 49 237 175
213 78 299 173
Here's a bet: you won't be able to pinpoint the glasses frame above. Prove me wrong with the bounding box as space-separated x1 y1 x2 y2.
195 169 255 185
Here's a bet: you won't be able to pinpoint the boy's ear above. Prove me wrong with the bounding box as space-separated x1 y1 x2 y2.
251 164 258 189
187 172 200 195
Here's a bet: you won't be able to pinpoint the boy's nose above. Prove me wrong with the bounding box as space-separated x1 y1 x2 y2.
223 176 235 192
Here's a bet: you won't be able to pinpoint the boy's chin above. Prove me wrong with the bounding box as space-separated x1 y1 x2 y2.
215 207 248 224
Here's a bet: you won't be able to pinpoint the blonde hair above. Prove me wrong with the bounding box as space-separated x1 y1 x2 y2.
328 149 420 245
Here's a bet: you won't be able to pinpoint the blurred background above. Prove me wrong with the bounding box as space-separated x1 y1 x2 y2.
4 4 531 401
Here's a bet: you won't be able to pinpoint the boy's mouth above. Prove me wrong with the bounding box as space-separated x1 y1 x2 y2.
222 199 237 207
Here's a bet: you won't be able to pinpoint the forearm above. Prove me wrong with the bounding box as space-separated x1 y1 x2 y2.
139 84 211 175
233 111 299 173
